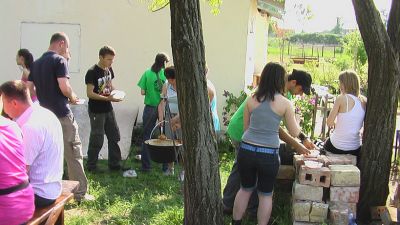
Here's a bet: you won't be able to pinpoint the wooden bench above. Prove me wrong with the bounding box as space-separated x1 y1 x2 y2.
27 180 79 225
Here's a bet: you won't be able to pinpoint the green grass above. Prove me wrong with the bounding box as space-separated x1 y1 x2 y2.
65 144 292 225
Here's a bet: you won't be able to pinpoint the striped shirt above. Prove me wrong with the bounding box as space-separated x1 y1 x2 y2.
16 105 64 200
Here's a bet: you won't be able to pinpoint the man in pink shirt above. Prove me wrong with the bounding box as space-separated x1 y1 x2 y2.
1 80 63 208
0 108 34 224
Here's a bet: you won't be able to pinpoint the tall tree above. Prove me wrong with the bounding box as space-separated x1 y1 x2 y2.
169 0 223 224
352 0 400 221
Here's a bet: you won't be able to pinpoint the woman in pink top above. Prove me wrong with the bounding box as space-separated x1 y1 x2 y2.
0 115 35 225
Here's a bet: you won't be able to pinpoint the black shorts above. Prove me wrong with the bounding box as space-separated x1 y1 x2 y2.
237 142 280 195
323 138 361 163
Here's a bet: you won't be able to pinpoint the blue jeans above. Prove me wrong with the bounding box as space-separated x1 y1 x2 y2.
34 194 55 208
141 105 159 170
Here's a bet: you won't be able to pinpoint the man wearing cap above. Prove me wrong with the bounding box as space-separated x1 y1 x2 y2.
222 69 315 215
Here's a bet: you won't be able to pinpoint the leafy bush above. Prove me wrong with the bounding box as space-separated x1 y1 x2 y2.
222 89 249 126
333 54 353 71
294 95 316 136
341 31 367 67
303 60 340 94
289 33 342 45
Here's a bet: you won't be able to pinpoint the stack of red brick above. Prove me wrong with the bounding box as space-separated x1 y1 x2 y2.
292 152 360 225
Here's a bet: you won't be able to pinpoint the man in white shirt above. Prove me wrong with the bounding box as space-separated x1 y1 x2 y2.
0 80 63 208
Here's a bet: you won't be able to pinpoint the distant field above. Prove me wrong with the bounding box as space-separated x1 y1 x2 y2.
267 37 342 63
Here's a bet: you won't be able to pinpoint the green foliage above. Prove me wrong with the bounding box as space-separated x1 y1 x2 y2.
303 60 340 94
293 95 316 136
222 89 250 126
147 0 169 12
333 54 353 71
289 33 342 45
146 0 222 14
341 31 367 70
206 0 222 15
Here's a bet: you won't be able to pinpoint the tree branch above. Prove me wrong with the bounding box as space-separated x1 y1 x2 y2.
352 0 389 57
387 0 400 55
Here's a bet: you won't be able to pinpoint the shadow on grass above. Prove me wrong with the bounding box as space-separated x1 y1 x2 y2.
66 145 293 225
66 156 185 225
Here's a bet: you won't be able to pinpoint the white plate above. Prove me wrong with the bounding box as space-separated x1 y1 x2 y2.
304 161 323 169
111 90 126 100
304 150 320 158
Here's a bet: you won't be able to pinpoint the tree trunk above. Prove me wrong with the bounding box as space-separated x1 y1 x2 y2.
169 1 223 225
352 0 400 222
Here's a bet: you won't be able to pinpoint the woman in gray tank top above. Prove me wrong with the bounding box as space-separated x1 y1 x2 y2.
232 62 302 225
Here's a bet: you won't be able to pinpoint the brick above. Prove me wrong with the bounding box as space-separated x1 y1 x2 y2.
309 202 328 223
294 154 305 174
293 155 321 174
325 152 357 166
330 186 359 203
329 165 360 187
381 206 400 225
293 222 318 225
299 165 331 187
293 181 323 202
317 155 330 167
277 165 295 180
328 201 357 218
329 208 349 225
292 201 311 222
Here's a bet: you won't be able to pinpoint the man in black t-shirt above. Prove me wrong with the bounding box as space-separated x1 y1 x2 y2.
28 32 90 202
85 46 124 172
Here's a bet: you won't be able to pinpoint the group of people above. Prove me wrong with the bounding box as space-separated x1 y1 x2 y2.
0 32 130 224
137 55 220 177
0 31 366 225
223 63 366 225
0 31 221 224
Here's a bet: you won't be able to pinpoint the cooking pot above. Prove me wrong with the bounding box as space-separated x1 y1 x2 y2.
145 139 182 163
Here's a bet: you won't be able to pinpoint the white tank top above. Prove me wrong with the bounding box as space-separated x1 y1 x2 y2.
330 94 365 150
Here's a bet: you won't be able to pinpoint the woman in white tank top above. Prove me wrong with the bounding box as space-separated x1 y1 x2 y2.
324 70 367 161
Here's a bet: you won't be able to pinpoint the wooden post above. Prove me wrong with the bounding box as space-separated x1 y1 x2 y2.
311 45 314 57
311 94 319 139
321 94 329 140
334 46 336 58
322 45 324 57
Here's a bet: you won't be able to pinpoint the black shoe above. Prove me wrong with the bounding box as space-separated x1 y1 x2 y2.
86 167 106 174
231 219 241 225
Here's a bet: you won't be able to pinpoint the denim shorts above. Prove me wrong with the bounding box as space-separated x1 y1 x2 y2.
237 141 280 195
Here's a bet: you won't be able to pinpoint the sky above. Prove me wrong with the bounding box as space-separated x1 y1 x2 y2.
278 0 393 33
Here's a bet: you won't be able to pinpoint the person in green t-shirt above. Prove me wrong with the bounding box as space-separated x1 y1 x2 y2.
137 53 169 172
223 69 315 214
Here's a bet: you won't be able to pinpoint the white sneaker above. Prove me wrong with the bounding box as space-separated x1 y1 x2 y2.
163 168 175 176
178 171 185 181
76 193 95 203
83 194 95 201
123 169 137 178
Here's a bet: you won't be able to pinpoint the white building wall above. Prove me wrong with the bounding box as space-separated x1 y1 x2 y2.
0 0 253 158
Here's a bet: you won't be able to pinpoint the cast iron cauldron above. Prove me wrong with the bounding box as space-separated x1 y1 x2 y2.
145 139 182 163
